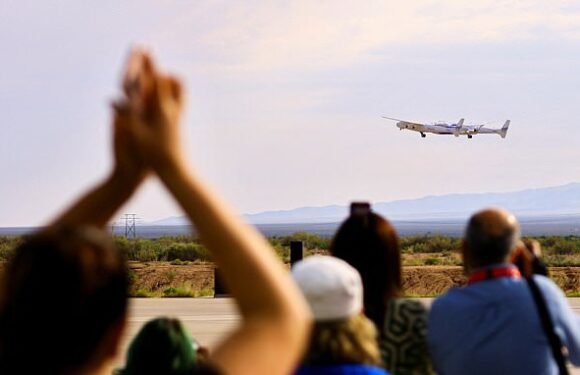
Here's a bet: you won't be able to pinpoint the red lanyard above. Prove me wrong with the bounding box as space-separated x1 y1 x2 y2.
468 266 521 285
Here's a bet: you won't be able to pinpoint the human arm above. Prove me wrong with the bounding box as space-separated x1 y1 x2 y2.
159 158 311 374
127 51 311 375
535 276 580 365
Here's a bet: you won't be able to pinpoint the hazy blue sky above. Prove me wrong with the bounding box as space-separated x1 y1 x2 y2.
1 1 580 226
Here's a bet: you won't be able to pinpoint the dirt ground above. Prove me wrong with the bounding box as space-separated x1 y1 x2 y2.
129 262 580 297
129 261 215 296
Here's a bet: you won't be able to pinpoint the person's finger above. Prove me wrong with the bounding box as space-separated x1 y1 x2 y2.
154 74 184 124
122 49 159 121
112 100 135 148
123 49 146 100
140 50 156 77
112 99 130 116
139 65 163 125
113 99 144 142
166 75 183 106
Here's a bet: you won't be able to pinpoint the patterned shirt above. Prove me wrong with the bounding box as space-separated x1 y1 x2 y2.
380 298 436 375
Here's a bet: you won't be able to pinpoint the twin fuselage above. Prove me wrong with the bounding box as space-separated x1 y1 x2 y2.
386 117 511 139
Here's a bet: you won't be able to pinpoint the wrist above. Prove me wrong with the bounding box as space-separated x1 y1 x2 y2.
108 167 146 193
154 153 188 181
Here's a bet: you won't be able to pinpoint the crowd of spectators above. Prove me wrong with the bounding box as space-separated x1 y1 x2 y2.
0 50 578 375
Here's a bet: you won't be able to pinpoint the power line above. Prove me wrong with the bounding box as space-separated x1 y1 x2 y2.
123 213 138 239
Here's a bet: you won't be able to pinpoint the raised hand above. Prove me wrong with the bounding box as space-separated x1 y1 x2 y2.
122 50 185 172
111 101 148 185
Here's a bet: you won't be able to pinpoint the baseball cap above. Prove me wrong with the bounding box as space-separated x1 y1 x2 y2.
292 255 363 321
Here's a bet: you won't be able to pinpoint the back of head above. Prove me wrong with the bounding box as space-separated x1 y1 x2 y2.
292 256 381 366
0 226 128 374
120 317 196 375
464 208 520 272
329 203 401 329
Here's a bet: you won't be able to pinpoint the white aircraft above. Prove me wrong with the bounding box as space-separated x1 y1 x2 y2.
382 116 510 139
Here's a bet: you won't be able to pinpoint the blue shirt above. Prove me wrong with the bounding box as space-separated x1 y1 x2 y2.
295 364 388 375
427 264 580 375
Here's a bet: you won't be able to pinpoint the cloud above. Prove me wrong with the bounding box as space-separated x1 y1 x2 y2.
148 0 580 74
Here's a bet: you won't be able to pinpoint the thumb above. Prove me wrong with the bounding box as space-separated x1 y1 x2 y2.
112 100 143 142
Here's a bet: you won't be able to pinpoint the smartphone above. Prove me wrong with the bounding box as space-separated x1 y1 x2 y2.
350 202 371 216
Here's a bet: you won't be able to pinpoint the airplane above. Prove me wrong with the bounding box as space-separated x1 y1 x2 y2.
382 116 510 139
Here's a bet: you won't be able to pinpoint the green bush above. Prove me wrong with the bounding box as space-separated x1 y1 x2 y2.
163 285 196 298
270 232 331 250
163 243 211 261
170 259 191 266
400 235 461 253
115 238 162 262
272 242 290 263
424 257 441 265
131 289 155 298
112 237 211 262
0 236 22 261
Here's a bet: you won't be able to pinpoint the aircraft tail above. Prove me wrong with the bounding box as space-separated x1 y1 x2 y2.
498 120 510 138
454 118 465 137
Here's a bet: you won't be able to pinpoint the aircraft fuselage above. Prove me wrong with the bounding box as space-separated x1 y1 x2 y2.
387 118 510 139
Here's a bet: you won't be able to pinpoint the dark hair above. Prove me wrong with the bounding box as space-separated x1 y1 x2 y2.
330 210 401 329
465 214 519 269
0 226 128 374
118 317 196 375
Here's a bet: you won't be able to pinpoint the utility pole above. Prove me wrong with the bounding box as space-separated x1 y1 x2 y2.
123 213 137 239
290 241 304 268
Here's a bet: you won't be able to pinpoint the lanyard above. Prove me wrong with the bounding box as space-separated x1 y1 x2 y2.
468 266 521 285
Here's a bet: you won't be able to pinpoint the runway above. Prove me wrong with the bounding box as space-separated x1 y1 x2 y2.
123 298 240 353
119 298 580 373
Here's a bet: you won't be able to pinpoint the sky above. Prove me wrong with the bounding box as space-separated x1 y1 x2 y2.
1 0 580 227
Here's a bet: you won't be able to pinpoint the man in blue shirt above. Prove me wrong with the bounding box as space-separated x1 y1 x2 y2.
427 208 580 375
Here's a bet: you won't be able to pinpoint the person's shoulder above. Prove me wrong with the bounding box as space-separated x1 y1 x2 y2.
532 274 564 293
531 274 566 303
428 286 481 325
430 286 463 310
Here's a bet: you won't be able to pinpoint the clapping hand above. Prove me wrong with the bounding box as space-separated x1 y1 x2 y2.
119 49 185 173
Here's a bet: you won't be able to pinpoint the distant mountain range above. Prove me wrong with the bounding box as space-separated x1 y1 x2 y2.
148 182 580 225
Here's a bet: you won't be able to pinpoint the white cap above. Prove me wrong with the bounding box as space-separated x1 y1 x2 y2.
291 255 363 321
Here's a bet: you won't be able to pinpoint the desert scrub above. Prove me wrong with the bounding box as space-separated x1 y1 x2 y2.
424 257 441 265
170 259 191 266
163 242 211 262
0 236 22 261
400 235 461 253
131 289 157 298
162 285 213 298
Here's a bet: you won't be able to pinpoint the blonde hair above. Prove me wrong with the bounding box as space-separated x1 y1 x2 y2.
303 314 382 366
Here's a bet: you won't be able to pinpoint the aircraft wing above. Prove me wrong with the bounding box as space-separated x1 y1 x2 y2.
381 116 425 126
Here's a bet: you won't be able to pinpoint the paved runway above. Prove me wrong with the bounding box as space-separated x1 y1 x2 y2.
119 298 580 373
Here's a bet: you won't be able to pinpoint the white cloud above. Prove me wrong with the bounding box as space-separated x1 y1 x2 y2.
148 0 580 73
